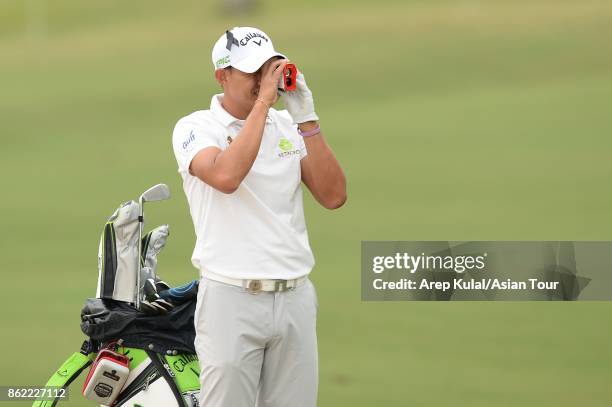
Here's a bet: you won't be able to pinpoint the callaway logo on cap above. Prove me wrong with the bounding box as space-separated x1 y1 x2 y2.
212 26 286 73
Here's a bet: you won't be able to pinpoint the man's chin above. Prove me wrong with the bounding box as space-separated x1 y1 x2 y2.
247 95 258 107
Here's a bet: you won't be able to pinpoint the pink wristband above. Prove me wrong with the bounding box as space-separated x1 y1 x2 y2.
298 125 321 137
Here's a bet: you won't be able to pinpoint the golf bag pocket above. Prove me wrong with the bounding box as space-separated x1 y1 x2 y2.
82 349 130 405
96 200 140 303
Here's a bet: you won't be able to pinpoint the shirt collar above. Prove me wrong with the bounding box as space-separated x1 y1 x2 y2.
210 93 274 126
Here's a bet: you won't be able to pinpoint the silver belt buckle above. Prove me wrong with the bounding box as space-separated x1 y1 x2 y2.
247 280 262 294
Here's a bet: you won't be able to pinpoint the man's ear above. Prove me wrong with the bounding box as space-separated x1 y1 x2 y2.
214 68 228 87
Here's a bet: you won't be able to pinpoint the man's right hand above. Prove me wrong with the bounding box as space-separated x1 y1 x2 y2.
257 59 288 107
190 60 287 194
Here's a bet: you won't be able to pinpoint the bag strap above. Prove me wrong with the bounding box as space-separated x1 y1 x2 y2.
32 342 95 407
145 350 187 407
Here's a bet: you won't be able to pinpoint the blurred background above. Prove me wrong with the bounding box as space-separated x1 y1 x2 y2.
1 0 612 405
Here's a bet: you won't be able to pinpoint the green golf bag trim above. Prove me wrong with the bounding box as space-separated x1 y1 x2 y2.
163 353 200 392
118 346 149 371
32 349 94 407
32 342 200 406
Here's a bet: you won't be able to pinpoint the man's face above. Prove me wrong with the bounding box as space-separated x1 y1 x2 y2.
218 57 280 112
223 66 259 108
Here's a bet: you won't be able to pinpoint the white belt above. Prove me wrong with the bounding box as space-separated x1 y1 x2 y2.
202 270 308 294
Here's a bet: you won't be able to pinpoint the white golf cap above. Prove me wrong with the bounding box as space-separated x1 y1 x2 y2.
211 27 286 73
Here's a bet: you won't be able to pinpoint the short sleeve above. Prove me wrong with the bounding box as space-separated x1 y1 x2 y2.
172 116 223 173
297 132 308 160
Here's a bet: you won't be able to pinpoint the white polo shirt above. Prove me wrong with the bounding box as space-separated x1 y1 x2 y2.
172 94 315 280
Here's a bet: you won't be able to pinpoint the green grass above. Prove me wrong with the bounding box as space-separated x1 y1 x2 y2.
1 0 612 405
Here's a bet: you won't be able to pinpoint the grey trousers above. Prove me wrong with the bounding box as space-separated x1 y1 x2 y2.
194 275 318 407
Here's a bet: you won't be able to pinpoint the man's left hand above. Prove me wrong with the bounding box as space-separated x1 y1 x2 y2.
281 72 319 124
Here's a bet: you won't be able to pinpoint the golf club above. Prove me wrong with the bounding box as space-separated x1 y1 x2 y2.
136 183 171 310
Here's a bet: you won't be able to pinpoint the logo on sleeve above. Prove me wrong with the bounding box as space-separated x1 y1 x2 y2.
182 130 196 150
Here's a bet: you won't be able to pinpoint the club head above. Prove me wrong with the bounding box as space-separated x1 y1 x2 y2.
136 183 170 311
139 184 171 203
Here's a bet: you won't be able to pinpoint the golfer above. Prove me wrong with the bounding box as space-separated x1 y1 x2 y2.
172 26 346 406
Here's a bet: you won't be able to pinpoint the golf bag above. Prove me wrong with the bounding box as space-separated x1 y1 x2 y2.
33 298 200 407
34 190 202 406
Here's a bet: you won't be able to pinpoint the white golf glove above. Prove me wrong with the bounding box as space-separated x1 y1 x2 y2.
281 72 319 124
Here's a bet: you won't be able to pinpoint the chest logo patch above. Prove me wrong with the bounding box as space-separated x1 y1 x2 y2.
278 138 293 152
277 137 301 158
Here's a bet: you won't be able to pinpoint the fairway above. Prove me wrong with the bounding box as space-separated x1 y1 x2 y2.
1 0 612 405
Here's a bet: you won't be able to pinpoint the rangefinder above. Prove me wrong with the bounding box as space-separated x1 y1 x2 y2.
278 63 297 92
